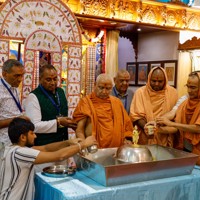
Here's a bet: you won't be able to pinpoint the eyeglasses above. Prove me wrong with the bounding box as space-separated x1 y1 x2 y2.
185 84 198 90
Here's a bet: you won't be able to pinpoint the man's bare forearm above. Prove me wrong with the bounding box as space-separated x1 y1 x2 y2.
161 110 176 120
76 132 86 139
75 117 87 139
136 118 147 129
33 140 70 152
157 126 178 134
170 122 200 133
0 118 15 129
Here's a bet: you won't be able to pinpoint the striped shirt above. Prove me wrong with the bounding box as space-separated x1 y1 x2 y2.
0 146 40 200
0 78 22 146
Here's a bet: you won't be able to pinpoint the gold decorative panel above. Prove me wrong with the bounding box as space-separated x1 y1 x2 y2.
2 0 200 31
64 0 200 31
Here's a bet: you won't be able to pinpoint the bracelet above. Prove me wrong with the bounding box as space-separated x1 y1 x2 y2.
57 118 60 127
76 142 82 151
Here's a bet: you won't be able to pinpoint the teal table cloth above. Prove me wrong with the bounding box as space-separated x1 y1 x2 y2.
34 166 200 200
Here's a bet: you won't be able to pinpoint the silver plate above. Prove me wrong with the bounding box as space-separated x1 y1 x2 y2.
42 165 76 178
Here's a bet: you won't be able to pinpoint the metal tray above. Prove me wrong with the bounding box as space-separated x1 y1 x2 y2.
42 165 76 178
75 145 199 186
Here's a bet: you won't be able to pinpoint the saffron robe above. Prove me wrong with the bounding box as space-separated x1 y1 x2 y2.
73 92 133 148
130 67 178 147
175 78 200 165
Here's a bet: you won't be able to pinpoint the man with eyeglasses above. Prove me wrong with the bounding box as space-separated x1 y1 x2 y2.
157 71 200 165
159 71 200 120
0 59 28 146
73 73 133 148
111 69 134 114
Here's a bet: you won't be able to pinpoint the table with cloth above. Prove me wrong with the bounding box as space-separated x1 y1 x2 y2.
34 166 200 200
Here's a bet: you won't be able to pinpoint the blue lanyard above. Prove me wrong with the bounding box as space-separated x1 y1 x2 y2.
39 85 61 115
113 88 127 111
1 78 22 113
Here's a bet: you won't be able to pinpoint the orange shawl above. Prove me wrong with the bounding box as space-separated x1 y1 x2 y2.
73 92 133 148
130 67 178 146
175 72 200 164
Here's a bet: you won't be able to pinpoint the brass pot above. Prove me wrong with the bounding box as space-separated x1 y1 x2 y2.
116 144 153 163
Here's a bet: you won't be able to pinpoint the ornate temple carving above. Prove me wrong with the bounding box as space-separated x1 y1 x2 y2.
1 0 200 31
178 36 200 50
0 0 200 31
63 0 200 31
80 0 108 16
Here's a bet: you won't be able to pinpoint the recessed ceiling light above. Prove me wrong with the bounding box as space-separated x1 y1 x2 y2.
137 28 141 31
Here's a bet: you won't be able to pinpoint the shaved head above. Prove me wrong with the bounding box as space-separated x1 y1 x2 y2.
150 68 165 91
95 74 113 99
152 68 165 77
96 74 113 85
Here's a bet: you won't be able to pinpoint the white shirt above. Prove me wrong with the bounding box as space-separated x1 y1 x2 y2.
0 145 40 200
172 95 188 111
24 93 57 133
0 78 22 146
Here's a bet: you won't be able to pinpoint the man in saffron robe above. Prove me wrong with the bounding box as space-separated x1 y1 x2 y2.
157 71 200 165
73 74 133 148
130 67 178 147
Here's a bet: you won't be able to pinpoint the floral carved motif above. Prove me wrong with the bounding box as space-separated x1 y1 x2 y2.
73 0 200 31
26 31 61 51
166 10 177 27
142 7 157 24
187 14 200 30
80 0 108 16
0 0 81 43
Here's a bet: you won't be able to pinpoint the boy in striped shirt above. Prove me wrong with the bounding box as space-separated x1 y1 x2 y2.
0 118 97 200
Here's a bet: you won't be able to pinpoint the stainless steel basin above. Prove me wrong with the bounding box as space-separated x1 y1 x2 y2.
75 144 199 186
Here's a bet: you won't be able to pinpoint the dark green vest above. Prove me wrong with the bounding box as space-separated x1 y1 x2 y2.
31 86 68 145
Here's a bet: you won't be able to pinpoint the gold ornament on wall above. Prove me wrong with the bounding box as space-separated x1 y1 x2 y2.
67 0 200 31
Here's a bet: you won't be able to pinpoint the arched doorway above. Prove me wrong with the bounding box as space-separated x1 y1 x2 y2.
0 0 82 118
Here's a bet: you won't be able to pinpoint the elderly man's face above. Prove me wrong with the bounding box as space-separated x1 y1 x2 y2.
3 66 25 87
114 72 130 95
95 79 112 99
150 69 165 91
186 76 199 99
